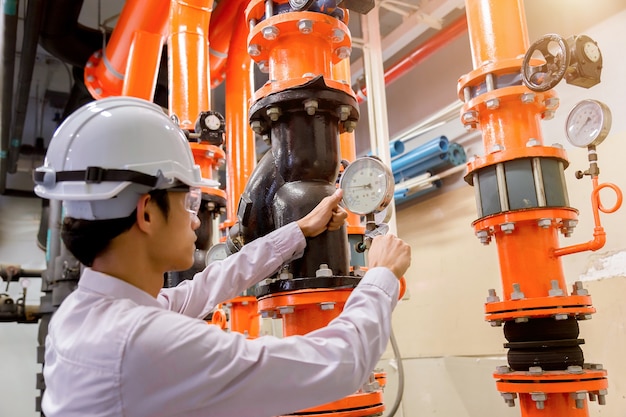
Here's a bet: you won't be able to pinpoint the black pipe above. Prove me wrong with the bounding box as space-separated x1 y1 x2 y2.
7 0 45 174
1 0 19 193
240 78 358 285
38 0 103 68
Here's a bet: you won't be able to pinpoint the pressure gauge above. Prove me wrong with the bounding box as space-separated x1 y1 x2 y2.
339 157 394 215
205 114 222 131
565 99 612 147
583 41 601 63
205 242 228 266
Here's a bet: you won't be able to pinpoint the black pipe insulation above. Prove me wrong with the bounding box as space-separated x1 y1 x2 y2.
1 0 19 193
38 0 103 68
7 0 45 174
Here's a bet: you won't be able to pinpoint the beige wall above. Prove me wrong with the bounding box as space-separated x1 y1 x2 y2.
383 9 626 417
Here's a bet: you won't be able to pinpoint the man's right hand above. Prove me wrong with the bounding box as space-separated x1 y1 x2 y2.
367 234 411 279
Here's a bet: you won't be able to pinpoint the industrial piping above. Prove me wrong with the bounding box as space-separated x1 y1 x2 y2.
457 0 621 415
7 0 45 174
228 1 386 415
356 14 468 103
1 0 19 193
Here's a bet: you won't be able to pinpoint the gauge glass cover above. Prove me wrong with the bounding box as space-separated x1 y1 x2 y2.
205 242 228 266
583 41 601 63
206 114 221 130
340 157 394 215
565 99 611 147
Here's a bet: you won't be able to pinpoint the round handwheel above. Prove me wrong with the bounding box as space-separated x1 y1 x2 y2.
522 34 570 92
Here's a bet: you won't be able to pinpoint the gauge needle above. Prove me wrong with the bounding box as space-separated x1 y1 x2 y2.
346 183 372 189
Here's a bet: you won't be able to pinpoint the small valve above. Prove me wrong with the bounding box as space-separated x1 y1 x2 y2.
194 111 225 146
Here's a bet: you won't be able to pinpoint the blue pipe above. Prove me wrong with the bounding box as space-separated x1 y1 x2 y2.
391 136 448 173
390 140 405 158
394 180 443 205
369 140 405 159
394 143 466 183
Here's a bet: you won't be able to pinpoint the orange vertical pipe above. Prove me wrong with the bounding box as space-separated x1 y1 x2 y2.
496 223 565 300
282 305 344 336
466 0 561 297
333 58 363 233
168 0 213 130
208 0 248 87
223 4 255 229
229 296 260 338
519 394 588 417
465 0 529 69
84 0 170 99
122 30 164 100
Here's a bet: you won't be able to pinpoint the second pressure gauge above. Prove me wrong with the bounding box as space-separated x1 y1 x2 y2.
339 157 394 215
565 99 612 147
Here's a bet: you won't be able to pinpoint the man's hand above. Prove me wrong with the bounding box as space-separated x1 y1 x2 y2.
297 189 348 238
368 234 411 279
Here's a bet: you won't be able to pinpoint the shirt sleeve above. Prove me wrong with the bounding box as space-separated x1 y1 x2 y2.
156 222 306 319
121 267 399 417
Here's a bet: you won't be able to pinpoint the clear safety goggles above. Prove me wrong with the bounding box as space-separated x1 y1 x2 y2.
184 187 202 216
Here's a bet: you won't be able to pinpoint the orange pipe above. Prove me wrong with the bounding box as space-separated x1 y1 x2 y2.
554 178 622 257
332 58 363 234
462 1 609 416
168 0 213 130
223 4 255 229
208 0 248 87
495 220 565 299
257 290 350 336
518 394 589 416
228 296 260 338
122 30 164 100
465 0 529 68
84 0 170 99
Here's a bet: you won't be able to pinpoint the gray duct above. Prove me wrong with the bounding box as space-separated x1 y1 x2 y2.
7 0 45 174
1 0 19 193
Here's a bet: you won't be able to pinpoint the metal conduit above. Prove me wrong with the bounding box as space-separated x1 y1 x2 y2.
7 0 45 174
1 0 19 193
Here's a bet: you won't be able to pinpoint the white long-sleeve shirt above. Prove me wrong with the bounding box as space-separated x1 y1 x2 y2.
42 222 399 417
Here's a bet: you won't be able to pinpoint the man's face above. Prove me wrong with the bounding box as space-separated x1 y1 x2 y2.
149 189 201 273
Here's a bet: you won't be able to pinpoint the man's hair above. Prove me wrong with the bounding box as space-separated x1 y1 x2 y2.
61 189 170 267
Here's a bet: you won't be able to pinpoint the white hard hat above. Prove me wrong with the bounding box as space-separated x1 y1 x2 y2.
34 96 218 220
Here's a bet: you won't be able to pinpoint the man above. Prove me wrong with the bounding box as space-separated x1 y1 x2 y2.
34 96 412 417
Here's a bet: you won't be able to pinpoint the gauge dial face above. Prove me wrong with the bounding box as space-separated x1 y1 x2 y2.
583 41 601 63
565 99 612 147
205 114 221 130
205 242 228 266
340 157 394 215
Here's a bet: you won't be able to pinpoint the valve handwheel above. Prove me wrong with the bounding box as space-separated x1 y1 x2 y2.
522 34 570 92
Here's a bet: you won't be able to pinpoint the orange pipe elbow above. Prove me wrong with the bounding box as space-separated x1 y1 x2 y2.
84 0 170 99
122 30 164 100
208 0 248 87
554 178 622 257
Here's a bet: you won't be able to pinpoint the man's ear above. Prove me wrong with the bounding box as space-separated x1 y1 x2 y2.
136 194 154 233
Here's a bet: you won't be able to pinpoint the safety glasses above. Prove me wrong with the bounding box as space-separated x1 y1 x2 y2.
184 187 202 216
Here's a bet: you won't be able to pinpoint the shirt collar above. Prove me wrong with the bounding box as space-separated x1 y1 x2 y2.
78 268 162 308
